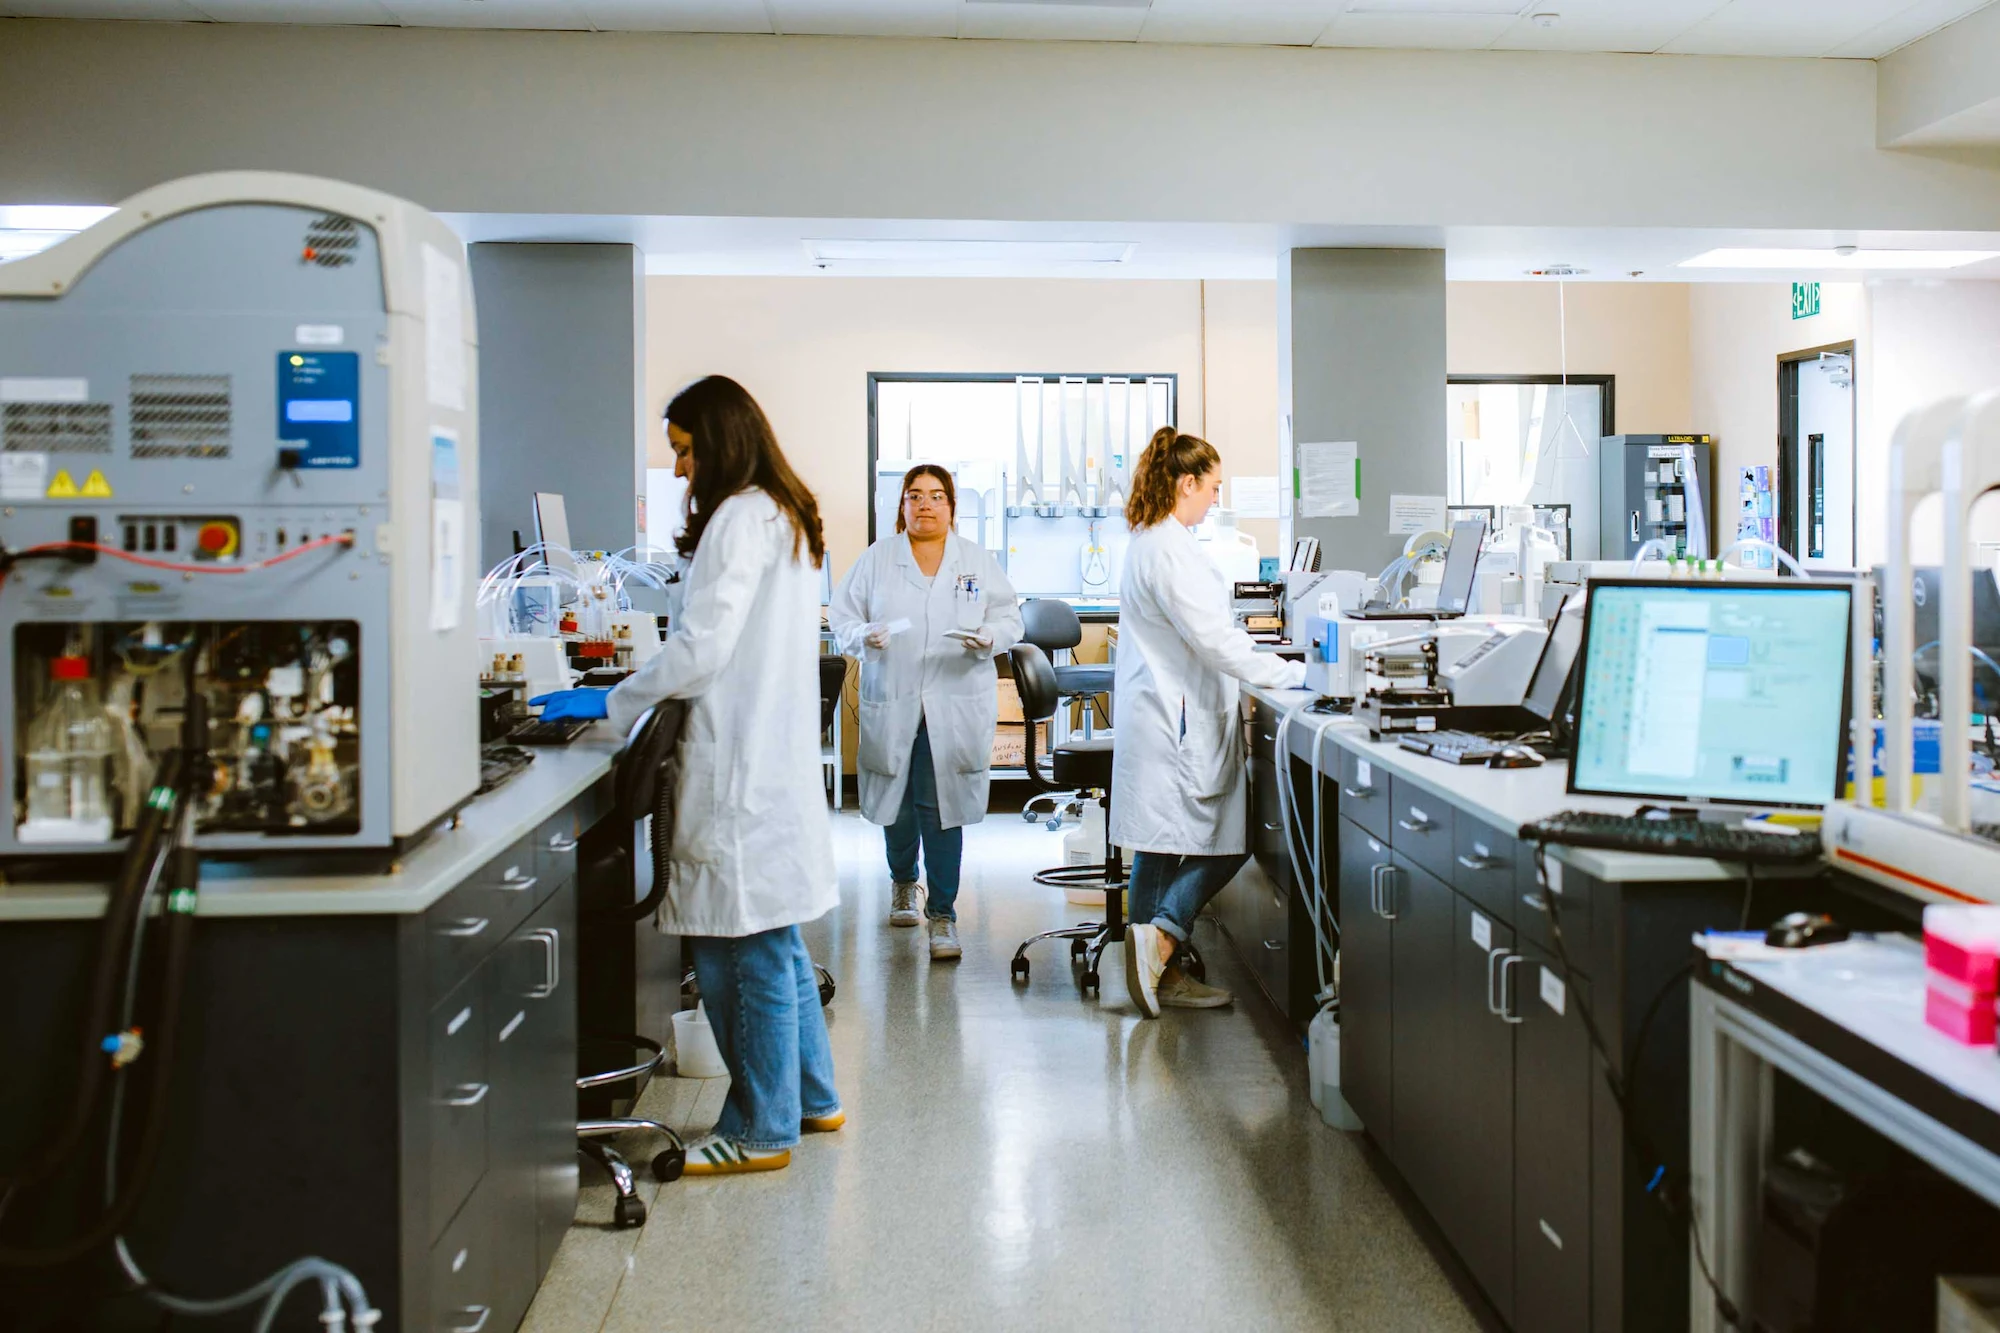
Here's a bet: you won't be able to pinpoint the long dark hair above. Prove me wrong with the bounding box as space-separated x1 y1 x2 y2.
666 375 826 568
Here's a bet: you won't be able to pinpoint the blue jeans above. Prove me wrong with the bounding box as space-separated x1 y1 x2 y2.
1128 851 1248 944
683 925 840 1151
883 717 963 920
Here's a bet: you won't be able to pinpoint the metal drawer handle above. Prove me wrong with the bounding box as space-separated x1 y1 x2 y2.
1521 891 1548 915
449 1306 492 1333
1378 865 1400 921
1341 785 1373 800
496 867 539 893
1368 863 1384 916
1262 820 1282 831
530 928 560 998
1485 947 1504 1015
1398 814 1435 833
1498 954 1525 1024
1457 853 1500 872
498 1010 526 1043
440 917 489 939
444 1082 490 1107
1263 939 1283 951
547 832 579 853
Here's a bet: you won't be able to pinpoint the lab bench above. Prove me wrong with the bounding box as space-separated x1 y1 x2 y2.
0 732 620 1333
1232 685 1910 1333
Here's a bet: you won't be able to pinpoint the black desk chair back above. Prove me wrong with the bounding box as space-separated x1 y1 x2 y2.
1016 599 1114 829
818 653 849 733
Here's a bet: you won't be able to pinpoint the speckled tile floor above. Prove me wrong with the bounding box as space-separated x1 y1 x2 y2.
523 810 1493 1333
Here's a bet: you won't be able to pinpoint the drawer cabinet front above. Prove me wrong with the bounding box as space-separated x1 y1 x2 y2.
534 808 581 889
430 1175 498 1333
427 834 538 1004
1388 776 1455 882
1250 758 1294 892
1337 745 1391 843
476 835 543 943
1515 845 1592 973
1336 819 1395 1149
1451 818 1518 922
1513 944 1593 1333
428 976 490 1242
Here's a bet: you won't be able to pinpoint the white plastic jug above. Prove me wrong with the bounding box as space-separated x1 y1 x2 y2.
672 1002 729 1079
1195 512 1262 584
1308 1009 1363 1130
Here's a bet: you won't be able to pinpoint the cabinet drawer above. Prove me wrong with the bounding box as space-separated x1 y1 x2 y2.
427 836 538 1003
430 1174 498 1333
479 835 543 939
428 975 490 1242
1451 818 1518 922
1252 875 1290 1016
534 807 581 888
1515 846 1591 972
1388 776 1454 882
1250 758 1293 891
1337 745 1391 843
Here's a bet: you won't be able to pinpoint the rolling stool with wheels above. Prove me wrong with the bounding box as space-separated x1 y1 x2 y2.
574 701 692 1225
1016 599 1114 825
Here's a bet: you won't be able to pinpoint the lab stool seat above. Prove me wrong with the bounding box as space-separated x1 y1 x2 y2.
1017 599 1114 826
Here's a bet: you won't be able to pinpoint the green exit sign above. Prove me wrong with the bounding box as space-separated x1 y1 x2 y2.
1792 282 1821 320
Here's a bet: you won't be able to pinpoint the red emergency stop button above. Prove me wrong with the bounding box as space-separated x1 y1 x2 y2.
196 521 238 557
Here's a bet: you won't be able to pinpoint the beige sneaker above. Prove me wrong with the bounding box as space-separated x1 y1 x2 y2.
928 917 962 960
1158 970 1234 1010
1124 923 1166 1018
889 881 922 927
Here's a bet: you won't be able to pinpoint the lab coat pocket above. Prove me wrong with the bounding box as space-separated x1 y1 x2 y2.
857 699 902 776
1174 707 1239 805
937 692 997 777
671 740 726 865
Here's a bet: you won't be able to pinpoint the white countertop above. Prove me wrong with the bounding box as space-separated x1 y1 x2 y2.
1244 683 1793 882
0 728 621 921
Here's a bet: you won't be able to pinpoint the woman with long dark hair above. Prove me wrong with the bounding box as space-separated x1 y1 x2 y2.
828 463 1021 960
533 374 841 1174
1110 427 1306 1019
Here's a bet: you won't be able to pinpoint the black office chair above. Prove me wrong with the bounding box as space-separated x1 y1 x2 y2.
576 702 689 1227
1017 598 1114 827
818 653 850 810
1007 643 1123 993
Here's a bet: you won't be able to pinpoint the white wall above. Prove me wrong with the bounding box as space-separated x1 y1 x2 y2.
1869 281 2000 562
7 21 2000 229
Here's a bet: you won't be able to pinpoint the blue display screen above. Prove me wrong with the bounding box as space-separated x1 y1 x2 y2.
276 351 360 468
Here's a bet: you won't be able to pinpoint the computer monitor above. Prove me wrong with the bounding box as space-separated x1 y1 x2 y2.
532 492 582 601
1568 579 1854 808
1433 516 1487 616
1523 596 1584 723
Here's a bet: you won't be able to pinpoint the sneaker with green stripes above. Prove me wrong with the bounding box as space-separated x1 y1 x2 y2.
681 1135 791 1177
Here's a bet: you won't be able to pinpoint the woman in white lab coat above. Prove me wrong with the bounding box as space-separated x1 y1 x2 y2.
1111 427 1307 1019
829 464 1023 961
531 375 840 1175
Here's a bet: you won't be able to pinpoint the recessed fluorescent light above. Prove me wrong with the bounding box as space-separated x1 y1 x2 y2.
964 0 1150 7
1346 0 1529 14
1680 247 2000 271
0 205 115 232
803 239 1135 266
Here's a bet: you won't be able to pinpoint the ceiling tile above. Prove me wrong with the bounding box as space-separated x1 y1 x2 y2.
1140 0 1342 46
1825 0 1991 56
768 0 957 37
1488 0 1729 53
189 0 400 20
1659 0 1913 56
5 0 206 16
576 0 771 30
382 0 590 27
1316 10 1513 48
958 1 1147 41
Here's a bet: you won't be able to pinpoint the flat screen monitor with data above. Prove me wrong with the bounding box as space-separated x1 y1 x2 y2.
1568 579 1853 808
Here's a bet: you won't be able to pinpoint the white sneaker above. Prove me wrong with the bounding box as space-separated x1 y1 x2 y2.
1124 923 1167 1018
889 881 922 927
928 917 962 961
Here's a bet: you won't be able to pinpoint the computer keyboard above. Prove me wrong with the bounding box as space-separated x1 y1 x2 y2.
507 718 593 746
1519 810 1823 864
1400 730 1506 765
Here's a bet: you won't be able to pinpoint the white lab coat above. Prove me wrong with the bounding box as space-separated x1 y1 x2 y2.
1110 518 1307 857
828 534 1023 830
606 489 837 938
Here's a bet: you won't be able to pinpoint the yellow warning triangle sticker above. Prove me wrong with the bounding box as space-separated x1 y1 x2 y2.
80 470 113 498
44 470 78 499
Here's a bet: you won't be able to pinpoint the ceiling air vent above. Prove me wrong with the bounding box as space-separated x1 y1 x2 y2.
302 215 360 269
3 401 112 454
131 375 230 460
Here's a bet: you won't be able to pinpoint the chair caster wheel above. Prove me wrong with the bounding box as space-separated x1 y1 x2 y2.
1011 957 1030 984
1070 937 1088 960
1046 817 1063 832
614 1195 647 1228
653 1148 685 1182
1081 969 1100 994
816 964 837 1009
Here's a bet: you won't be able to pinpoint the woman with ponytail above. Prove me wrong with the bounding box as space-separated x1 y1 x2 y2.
1110 427 1307 1019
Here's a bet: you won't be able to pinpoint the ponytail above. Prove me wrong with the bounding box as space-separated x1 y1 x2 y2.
1125 426 1221 529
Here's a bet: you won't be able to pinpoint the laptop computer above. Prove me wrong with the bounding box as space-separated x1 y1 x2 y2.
1347 516 1486 620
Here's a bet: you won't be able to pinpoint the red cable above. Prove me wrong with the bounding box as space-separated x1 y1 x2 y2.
2 531 355 581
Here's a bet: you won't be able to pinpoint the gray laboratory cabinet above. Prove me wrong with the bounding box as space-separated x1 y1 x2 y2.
1599 433 1715 560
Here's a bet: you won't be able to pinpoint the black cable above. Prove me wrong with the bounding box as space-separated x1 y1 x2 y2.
1531 842 1744 1329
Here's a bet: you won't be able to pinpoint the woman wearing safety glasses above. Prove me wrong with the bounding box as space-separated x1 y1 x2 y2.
829 465 1022 961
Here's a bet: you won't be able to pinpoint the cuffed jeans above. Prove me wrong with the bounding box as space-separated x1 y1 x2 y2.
683 924 840 1151
1128 850 1248 944
883 717 964 920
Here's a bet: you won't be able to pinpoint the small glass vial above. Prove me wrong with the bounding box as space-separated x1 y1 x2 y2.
20 655 117 844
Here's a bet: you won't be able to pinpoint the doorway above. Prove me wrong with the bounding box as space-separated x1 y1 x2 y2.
1777 344 1856 569
1447 375 1614 563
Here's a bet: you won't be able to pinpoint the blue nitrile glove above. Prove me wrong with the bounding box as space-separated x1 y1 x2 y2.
528 688 610 723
